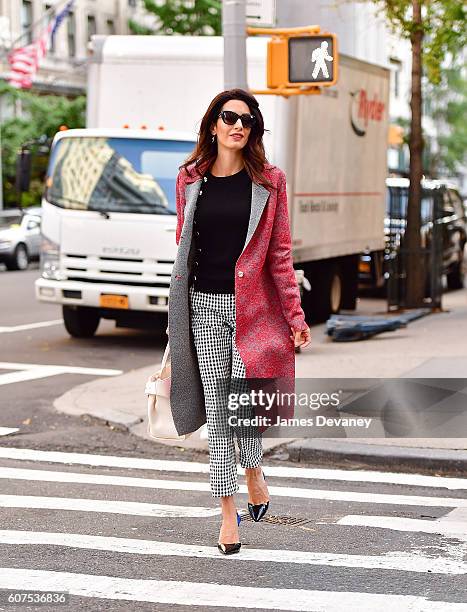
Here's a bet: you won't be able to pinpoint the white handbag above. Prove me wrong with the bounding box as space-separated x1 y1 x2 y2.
145 342 208 441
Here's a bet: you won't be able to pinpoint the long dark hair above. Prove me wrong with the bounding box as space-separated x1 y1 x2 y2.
179 88 274 190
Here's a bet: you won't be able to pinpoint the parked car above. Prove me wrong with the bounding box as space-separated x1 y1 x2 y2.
359 178 466 293
0 207 42 271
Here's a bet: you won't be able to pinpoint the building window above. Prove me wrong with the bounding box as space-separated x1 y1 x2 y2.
389 57 402 99
21 1 33 45
106 19 115 35
87 15 97 41
45 4 56 54
67 10 76 57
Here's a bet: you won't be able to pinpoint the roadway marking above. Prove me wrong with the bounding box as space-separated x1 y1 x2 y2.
0 568 465 610
0 495 221 518
0 447 465 490
0 468 465 508
336 508 467 542
0 362 122 386
0 428 19 437
0 530 464 575
0 319 62 333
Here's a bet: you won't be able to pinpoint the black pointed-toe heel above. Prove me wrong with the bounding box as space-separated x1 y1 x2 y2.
217 511 242 555
248 470 269 522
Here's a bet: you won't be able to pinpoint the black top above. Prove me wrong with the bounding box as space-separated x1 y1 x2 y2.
190 166 252 293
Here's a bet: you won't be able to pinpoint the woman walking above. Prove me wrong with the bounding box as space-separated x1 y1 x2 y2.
167 88 311 555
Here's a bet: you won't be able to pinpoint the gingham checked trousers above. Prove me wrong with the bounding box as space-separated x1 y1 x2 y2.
189 285 263 497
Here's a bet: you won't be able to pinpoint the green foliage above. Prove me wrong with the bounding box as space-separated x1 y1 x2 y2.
429 62 467 174
0 82 85 208
129 0 222 36
371 0 466 85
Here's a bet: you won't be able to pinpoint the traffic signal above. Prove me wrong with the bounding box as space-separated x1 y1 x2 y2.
267 33 338 89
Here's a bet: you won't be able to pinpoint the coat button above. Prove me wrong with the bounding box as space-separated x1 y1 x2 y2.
197 247 202 252
195 231 199 236
194 275 197 280
237 271 244 277
194 260 198 266
203 176 207 182
199 190 203 195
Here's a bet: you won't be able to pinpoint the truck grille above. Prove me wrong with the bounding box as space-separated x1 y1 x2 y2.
62 253 173 287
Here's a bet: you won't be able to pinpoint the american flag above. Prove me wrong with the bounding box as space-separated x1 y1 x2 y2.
7 0 75 89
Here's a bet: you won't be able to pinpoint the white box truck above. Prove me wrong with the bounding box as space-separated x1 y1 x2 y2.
35 35 389 336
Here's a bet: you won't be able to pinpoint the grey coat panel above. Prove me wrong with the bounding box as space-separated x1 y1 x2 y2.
168 175 271 436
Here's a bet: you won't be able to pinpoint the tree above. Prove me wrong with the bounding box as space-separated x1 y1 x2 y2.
129 0 222 36
367 1 466 307
0 82 85 208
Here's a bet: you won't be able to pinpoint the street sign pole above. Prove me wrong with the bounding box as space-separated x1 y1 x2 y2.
223 0 248 90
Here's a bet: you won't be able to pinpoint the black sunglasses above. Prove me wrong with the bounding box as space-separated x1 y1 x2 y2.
218 110 256 129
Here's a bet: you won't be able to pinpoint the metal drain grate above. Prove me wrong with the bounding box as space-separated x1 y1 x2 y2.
239 513 313 527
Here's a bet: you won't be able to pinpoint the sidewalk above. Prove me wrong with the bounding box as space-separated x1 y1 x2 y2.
54 287 467 473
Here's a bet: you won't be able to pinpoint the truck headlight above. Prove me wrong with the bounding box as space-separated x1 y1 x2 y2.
40 236 63 280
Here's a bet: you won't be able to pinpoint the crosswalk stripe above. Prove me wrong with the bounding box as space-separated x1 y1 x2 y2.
337 515 467 541
0 467 465 508
0 568 465 610
0 530 464 575
0 428 19 437
0 446 465 490
0 495 221 518
0 362 122 375
0 369 65 386
0 319 62 333
0 364 122 386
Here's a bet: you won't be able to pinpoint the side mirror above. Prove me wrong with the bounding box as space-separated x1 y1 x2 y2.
15 149 32 193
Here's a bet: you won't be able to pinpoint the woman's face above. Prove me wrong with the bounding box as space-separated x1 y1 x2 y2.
211 99 253 151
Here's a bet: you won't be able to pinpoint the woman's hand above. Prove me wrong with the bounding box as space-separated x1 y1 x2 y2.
290 325 311 349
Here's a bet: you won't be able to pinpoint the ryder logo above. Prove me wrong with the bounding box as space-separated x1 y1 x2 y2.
349 89 385 137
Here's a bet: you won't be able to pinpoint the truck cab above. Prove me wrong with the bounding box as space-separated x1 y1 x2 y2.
35 128 196 337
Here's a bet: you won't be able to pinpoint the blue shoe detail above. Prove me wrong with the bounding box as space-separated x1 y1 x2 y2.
247 470 269 522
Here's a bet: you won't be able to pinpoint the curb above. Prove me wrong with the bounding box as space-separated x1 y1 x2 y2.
285 439 467 474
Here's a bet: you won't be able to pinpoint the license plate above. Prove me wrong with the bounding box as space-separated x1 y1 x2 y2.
99 294 129 309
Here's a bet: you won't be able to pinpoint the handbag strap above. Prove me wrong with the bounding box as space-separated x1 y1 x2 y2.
160 341 170 370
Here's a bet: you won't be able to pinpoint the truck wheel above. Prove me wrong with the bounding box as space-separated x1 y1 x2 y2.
446 258 464 290
341 254 359 309
63 306 100 338
5 243 29 271
311 262 344 322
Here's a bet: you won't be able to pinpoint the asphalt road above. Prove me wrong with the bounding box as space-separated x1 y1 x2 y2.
0 265 466 611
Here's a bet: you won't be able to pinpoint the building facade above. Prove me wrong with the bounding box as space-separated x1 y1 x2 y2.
0 0 137 98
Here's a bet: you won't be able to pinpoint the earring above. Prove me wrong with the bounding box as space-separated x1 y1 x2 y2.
211 134 216 143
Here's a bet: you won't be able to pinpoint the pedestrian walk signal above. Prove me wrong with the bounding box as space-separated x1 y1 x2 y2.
289 35 337 84
267 33 338 89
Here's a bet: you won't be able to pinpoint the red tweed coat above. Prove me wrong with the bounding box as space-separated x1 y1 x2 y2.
168 161 308 435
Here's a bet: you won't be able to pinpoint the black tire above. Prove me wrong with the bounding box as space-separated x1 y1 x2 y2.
308 261 344 323
5 243 29 271
341 255 359 310
63 306 100 338
446 258 464 290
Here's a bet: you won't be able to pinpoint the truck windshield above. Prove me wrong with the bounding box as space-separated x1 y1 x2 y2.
45 136 195 215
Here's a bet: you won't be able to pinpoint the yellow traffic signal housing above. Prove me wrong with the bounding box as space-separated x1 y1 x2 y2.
268 33 338 89
267 37 288 89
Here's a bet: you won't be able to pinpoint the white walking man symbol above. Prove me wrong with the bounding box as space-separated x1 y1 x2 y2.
311 41 333 79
